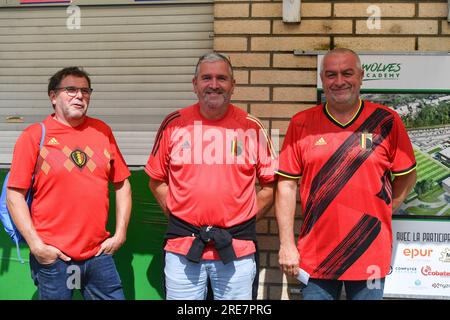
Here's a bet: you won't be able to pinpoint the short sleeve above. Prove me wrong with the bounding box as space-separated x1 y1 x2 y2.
255 122 277 185
108 130 131 183
8 124 42 189
145 124 170 182
390 112 416 176
276 117 303 179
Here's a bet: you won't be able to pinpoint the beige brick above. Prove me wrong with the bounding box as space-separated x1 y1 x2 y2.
272 120 290 135
214 37 247 51
263 205 275 217
302 3 332 17
335 37 416 51
251 37 330 51
260 119 270 131
259 268 288 284
418 37 450 51
334 3 415 17
214 3 249 18
251 103 313 118
419 3 448 17
252 3 281 17
269 253 279 268
251 70 316 85
256 218 269 233
268 218 279 235
228 53 270 67
356 20 438 35
273 54 317 68
273 87 317 102
215 20 271 34
269 284 302 300
232 86 270 101
233 103 248 112
260 268 300 287
442 21 450 35
258 235 280 250
233 70 249 84
273 20 352 35
259 251 268 268
268 285 286 300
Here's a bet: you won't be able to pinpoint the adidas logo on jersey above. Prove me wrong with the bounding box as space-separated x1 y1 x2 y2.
315 137 327 146
181 141 191 150
47 137 59 145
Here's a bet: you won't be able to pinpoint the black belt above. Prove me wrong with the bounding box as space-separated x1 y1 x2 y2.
165 214 256 264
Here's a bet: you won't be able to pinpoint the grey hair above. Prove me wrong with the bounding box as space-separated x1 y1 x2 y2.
320 48 362 75
194 52 234 78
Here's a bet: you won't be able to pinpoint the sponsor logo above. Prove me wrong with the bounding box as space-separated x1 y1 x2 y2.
314 137 327 146
387 265 393 275
393 266 418 274
362 62 401 81
181 141 191 150
403 248 433 259
439 248 450 263
231 138 243 156
432 283 450 289
420 266 450 277
47 137 60 145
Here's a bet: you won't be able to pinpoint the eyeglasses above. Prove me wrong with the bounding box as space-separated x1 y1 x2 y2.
55 86 93 97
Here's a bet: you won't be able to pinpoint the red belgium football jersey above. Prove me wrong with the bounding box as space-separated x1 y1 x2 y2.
8 115 130 260
277 100 416 280
146 103 277 260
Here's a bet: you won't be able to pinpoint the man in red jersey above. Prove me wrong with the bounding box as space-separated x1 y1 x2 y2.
276 48 417 300
146 53 277 300
7 67 131 300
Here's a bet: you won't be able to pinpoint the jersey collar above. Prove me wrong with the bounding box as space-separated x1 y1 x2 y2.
324 99 364 129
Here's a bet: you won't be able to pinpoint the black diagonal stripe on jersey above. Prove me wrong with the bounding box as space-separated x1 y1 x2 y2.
312 214 381 279
376 170 392 205
151 111 181 156
301 108 393 237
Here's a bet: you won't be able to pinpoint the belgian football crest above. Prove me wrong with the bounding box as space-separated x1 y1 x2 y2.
360 132 373 150
70 149 87 168
231 138 243 156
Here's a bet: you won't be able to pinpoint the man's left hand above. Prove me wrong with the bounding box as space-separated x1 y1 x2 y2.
95 235 125 256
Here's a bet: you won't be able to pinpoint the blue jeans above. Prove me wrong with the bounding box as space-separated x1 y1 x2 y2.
301 278 385 300
30 253 125 300
164 252 256 300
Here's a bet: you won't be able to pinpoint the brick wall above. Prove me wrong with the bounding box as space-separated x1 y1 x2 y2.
213 0 450 300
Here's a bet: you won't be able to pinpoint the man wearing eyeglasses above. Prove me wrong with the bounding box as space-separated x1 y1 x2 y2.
6 67 132 300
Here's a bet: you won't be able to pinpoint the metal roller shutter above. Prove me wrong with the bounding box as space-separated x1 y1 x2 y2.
0 3 213 166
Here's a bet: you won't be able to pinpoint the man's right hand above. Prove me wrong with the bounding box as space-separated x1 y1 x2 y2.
279 243 300 277
31 243 71 265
